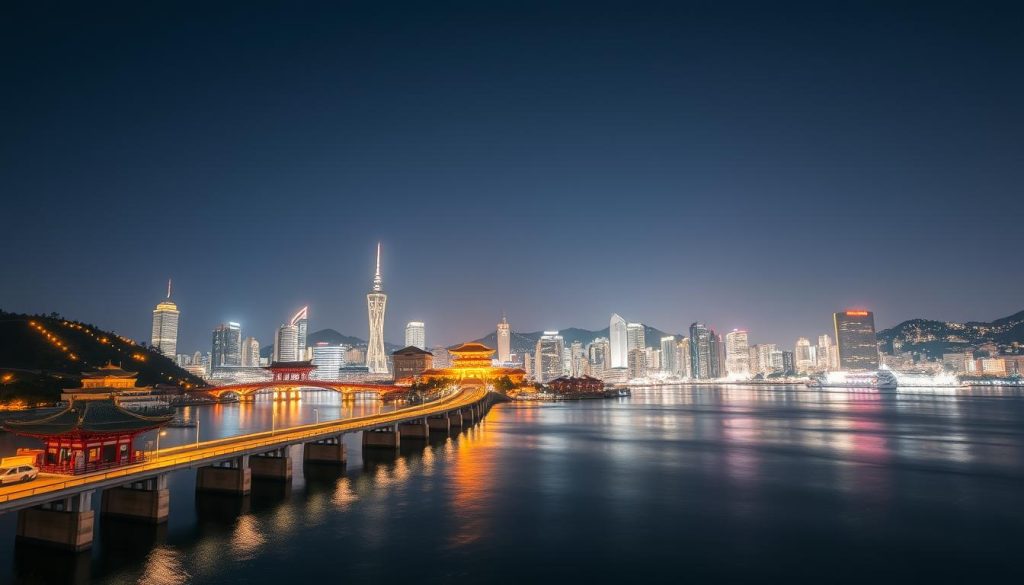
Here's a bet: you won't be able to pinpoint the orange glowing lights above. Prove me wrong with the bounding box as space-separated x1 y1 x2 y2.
845 310 869 316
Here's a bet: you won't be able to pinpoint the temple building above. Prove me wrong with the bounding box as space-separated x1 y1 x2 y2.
1 400 172 475
420 342 526 385
392 346 433 383
61 363 158 405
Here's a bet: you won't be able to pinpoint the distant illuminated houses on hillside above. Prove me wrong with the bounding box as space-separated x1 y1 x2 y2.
833 310 880 370
150 279 179 358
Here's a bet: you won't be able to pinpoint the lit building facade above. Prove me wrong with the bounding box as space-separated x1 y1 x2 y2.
366 243 388 374
212 322 242 368
242 336 261 367
724 329 750 377
405 321 426 350
676 337 692 378
609 314 628 368
274 323 299 362
794 337 816 373
290 306 308 359
689 322 715 379
660 336 676 373
626 322 645 353
833 310 880 370
311 342 347 380
497 314 511 363
628 348 647 379
535 332 565 383
150 279 179 358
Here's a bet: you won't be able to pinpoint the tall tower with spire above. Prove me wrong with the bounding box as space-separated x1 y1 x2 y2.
497 313 511 364
365 243 388 374
151 279 180 358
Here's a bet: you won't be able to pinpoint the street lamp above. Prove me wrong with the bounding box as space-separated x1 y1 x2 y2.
156 430 167 461
195 416 201 447
314 408 319 424
272 406 276 436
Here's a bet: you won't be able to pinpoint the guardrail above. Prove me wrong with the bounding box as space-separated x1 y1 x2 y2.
0 386 485 506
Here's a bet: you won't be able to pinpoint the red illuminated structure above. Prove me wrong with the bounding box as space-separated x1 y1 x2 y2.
548 376 605 394
1 400 172 475
265 360 317 382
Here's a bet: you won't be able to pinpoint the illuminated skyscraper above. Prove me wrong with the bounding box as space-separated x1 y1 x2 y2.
312 342 346 380
290 306 308 359
405 321 426 350
725 329 750 376
833 310 879 370
817 334 838 371
588 337 610 377
626 322 645 352
689 322 714 379
535 331 564 383
212 322 242 368
676 337 692 378
609 314 628 368
242 336 261 367
497 314 511 363
366 243 388 374
150 279 179 358
660 336 676 373
794 337 816 373
274 324 299 362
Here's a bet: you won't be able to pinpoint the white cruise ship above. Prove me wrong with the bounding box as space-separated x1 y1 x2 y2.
807 370 898 390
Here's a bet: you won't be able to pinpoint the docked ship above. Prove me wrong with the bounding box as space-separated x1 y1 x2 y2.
807 370 898 390
888 368 961 389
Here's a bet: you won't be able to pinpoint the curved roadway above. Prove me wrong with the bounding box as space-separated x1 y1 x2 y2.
0 384 490 512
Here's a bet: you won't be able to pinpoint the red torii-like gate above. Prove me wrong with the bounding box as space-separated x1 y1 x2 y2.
193 361 406 401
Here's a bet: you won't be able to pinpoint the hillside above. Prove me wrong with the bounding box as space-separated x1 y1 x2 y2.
260 328 402 359
0 310 206 406
877 310 1024 358
470 324 674 354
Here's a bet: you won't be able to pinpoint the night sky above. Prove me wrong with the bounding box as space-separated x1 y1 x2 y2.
2 1 1022 353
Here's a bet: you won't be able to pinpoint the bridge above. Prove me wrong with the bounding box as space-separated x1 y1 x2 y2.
193 360 404 400
0 384 499 552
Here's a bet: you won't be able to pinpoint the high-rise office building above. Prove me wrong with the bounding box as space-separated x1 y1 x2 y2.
794 337 816 373
535 331 564 383
366 243 388 374
833 310 879 370
689 322 714 379
588 337 610 377
724 329 750 377
677 337 692 378
151 279 179 358
710 332 723 378
497 314 511 363
405 321 426 350
782 351 795 375
626 322 645 353
212 322 242 368
311 342 347 380
817 334 838 371
609 314 628 368
628 348 647 379
660 336 676 373
290 306 308 359
242 336 261 367
752 343 778 375
274 324 299 362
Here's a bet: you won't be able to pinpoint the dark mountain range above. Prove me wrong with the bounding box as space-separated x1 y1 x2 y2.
260 328 402 359
0 310 206 405
877 310 1024 358
470 324 673 354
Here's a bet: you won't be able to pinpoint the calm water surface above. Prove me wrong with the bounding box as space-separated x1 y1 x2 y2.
3 385 1024 584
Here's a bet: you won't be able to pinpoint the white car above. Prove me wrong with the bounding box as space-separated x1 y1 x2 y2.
0 465 39 485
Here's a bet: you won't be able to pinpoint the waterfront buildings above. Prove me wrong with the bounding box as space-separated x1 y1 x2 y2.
405 321 426 350
290 306 308 359
366 243 388 374
535 331 565 383
429 346 451 369
311 342 346 380
211 322 242 369
817 334 838 371
609 314 628 368
150 279 179 358
274 323 299 362
794 337 816 373
628 348 647 379
690 322 717 379
724 329 750 377
660 336 676 373
497 314 511 363
626 322 645 353
588 337 610 378
242 336 261 367
677 337 692 378
833 310 880 370
391 346 433 381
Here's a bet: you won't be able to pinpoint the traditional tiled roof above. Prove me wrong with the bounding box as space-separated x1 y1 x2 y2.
266 360 315 369
1 400 173 437
448 342 494 354
82 363 138 378
392 346 433 356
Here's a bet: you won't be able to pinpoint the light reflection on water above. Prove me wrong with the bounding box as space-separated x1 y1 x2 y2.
2 385 1024 584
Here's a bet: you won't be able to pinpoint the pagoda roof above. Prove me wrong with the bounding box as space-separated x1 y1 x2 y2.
448 342 495 354
265 360 315 369
392 346 433 356
1 400 173 437
82 363 138 378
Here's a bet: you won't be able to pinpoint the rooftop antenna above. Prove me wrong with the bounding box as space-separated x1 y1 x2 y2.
166 278 172 299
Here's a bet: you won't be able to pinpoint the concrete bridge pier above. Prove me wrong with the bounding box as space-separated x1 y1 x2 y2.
427 414 450 433
461 407 477 425
16 490 96 551
398 419 429 440
448 410 464 428
197 456 251 494
101 474 169 524
304 435 347 465
363 426 400 449
250 447 293 481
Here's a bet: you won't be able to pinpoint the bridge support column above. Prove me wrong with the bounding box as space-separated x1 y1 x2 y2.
304 435 346 465
461 407 477 425
448 410 464 428
250 447 292 481
101 474 169 523
197 456 251 494
427 414 450 433
363 426 400 449
398 419 429 440
16 491 95 551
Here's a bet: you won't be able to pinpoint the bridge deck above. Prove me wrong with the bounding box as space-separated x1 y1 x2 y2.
0 386 488 513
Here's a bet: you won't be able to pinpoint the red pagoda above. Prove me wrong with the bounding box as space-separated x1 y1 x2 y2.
1 400 173 475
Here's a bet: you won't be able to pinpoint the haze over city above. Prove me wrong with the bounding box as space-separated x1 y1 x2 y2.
3 1 1023 352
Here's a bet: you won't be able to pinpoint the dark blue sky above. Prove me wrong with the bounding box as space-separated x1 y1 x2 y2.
2 1 1022 352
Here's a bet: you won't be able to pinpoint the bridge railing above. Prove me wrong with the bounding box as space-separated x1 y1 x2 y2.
0 386 486 505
